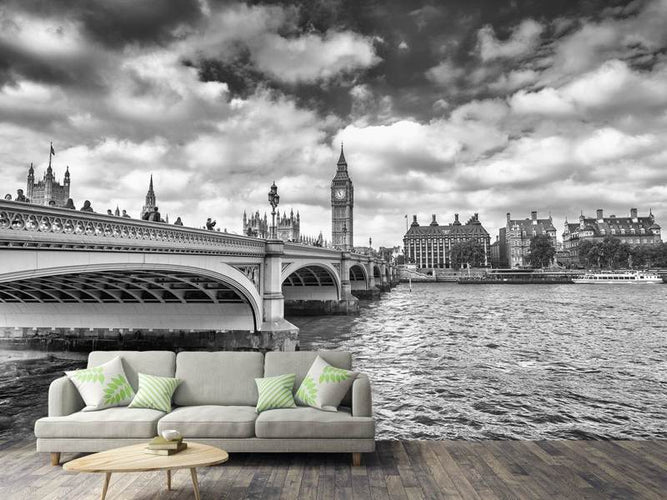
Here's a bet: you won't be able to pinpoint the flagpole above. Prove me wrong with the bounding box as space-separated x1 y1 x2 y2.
49 142 53 168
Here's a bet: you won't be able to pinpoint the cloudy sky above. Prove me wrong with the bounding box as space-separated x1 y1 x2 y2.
1 0 666 247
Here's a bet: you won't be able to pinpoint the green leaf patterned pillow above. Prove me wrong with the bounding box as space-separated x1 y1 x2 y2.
65 356 135 412
295 356 358 412
255 373 297 413
129 373 181 413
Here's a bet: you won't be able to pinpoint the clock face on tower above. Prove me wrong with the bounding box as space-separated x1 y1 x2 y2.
334 188 346 200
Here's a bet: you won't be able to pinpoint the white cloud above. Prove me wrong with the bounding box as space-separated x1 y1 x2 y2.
510 87 576 117
253 31 380 83
574 128 656 165
489 69 539 93
187 3 380 84
425 59 464 86
477 19 544 61
542 0 667 82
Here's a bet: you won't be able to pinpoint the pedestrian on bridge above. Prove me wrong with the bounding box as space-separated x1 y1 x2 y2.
80 200 94 212
148 207 162 222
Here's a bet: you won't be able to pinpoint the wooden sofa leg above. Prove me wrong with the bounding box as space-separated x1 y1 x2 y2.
352 452 361 466
50 452 61 466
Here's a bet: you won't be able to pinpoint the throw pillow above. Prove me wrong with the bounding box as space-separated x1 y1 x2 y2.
129 373 181 413
255 373 297 413
295 356 358 412
65 356 135 412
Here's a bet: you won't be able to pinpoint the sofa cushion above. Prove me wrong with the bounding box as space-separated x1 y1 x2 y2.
129 373 181 412
66 356 135 412
87 351 176 392
265 351 353 406
255 374 297 413
255 407 374 439
174 352 264 406
158 406 257 438
295 356 358 412
34 407 164 439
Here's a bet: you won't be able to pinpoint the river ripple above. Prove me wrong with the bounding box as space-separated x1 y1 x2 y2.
290 282 667 440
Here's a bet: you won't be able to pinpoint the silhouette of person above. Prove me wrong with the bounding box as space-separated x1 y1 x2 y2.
4 194 11 200
122 210 131 218
106 209 113 216
64 198 75 209
80 200 94 212
48 200 56 206
174 217 183 226
150 206 162 222
15 189 26 202
206 218 216 230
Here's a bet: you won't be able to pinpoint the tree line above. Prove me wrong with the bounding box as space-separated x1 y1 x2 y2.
575 236 667 269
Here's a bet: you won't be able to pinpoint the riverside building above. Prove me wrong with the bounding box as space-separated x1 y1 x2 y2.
403 213 491 269
563 208 661 264
26 164 70 207
500 211 557 268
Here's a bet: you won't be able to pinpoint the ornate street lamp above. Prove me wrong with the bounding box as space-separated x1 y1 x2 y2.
268 181 280 239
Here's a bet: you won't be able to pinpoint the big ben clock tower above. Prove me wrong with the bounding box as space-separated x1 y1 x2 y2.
331 144 354 250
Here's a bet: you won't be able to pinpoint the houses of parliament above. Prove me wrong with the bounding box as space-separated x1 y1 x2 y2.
10 143 359 252
25 163 71 207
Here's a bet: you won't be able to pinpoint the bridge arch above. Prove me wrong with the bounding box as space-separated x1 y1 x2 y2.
349 263 368 290
0 262 262 332
373 264 382 279
281 262 341 301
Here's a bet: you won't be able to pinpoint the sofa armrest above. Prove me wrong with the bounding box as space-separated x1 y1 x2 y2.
351 374 373 417
48 376 84 417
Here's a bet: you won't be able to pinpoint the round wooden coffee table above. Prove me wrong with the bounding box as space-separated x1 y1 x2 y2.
63 442 228 499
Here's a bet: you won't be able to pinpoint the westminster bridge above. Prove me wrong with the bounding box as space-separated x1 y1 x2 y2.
0 200 398 350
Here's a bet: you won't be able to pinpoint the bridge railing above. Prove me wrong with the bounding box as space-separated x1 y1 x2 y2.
0 200 266 256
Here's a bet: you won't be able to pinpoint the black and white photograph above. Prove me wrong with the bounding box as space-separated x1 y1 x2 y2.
0 0 666 498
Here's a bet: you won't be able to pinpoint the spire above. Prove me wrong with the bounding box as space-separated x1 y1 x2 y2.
65 166 70 177
337 142 347 168
48 141 55 169
148 174 154 194
28 162 34 175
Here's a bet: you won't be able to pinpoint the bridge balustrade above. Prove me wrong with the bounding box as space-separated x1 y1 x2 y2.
0 200 265 256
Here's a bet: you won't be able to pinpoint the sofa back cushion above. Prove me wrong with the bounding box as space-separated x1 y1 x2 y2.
174 352 264 406
264 351 353 406
87 351 176 392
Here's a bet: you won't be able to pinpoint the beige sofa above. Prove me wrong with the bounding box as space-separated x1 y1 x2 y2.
34 350 374 465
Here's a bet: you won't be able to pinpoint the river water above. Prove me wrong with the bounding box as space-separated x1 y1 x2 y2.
1 282 665 442
292 282 667 441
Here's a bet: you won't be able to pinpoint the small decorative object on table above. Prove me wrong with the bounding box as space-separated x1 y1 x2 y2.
146 430 187 456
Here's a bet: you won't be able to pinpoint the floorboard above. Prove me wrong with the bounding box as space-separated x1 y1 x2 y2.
0 439 665 499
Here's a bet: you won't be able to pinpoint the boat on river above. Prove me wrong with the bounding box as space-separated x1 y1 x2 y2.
572 271 663 284
458 269 576 284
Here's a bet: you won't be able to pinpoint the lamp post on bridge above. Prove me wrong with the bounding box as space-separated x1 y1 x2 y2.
268 181 280 240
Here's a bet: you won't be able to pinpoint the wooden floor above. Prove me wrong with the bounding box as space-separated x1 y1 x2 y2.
0 439 665 499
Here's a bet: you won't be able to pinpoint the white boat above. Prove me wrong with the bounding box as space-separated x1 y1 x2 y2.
572 271 663 284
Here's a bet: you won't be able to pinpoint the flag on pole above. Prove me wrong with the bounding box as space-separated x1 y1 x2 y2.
50 143 55 156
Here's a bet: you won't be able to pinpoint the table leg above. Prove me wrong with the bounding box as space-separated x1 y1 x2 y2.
101 472 111 500
190 468 200 500
167 469 172 491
